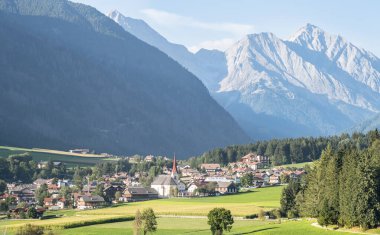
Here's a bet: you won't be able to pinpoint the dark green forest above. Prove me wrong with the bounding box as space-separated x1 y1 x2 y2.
280 129 380 230
190 130 379 167
0 0 248 158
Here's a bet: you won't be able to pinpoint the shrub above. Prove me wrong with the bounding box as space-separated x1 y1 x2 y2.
62 216 134 229
244 214 258 219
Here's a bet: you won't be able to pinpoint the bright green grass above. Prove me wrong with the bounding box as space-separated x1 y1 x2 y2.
0 147 104 167
277 162 313 169
167 186 282 208
0 186 284 231
57 218 352 235
78 186 284 217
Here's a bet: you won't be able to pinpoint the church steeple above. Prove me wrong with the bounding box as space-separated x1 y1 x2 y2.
171 154 178 180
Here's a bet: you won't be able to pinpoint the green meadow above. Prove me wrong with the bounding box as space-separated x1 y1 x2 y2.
59 218 354 235
0 186 359 234
0 146 106 167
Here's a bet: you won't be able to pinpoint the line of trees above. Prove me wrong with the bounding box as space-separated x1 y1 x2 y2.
188 131 379 167
0 153 67 183
280 130 380 230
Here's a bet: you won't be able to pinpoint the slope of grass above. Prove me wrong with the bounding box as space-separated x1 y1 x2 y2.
0 187 356 235
0 186 283 232
58 218 351 235
79 186 283 217
276 162 313 168
0 146 106 166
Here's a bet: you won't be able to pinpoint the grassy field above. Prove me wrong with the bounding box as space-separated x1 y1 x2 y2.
0 146 107 167
277 162 313 168
78 186 283 217
0 187 283 231
1 218 354 235
0 186 363 234
55 218 353 235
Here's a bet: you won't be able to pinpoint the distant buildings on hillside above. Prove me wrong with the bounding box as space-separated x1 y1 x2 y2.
0 152 306 213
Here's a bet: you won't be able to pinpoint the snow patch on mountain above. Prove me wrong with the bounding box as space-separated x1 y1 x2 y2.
109 10 380 139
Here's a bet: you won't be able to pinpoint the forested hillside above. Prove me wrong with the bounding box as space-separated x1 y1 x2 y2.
190 130 379 166
0 0 249 158
280 130 380 230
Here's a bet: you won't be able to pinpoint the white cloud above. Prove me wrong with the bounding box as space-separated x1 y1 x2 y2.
142 8 254 35
189 38 236 53
141 8 254 51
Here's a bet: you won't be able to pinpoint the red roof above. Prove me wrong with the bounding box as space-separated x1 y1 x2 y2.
44 198 53 203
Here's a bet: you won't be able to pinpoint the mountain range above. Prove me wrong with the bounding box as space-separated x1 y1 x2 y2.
110 11 380 139
0 0 249 158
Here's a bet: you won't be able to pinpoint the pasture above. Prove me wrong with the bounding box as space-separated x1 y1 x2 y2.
0 146 107 166
79 186 282 217
0 187 282 231
59 218 353 235
0 186 357 234
277 162 313 168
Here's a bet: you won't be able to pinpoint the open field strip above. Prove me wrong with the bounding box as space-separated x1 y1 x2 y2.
0 146 106 158
277 161 314 168
0 146 107 166
59 218 354 235
0 186 283 232
78 186 282 217
0 187 366 234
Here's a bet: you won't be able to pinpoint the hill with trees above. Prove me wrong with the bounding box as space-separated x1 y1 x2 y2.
190 130 379 166
0 0 248 158
280 130 380 230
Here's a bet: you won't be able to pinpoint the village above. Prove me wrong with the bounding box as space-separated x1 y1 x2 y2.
0 152 305 218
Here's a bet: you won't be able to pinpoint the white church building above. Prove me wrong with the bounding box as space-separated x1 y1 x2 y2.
151 155 184 197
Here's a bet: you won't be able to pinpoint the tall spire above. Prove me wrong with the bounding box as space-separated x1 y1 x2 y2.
171 154 178 179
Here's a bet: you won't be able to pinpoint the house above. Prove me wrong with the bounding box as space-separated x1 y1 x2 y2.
8 184 37 203
103 185 125 201
9 207 45 219
57 179 71 188
205 177 231 183
256 155 270 165
200 164 221 173
48 184 60 194
37 161 63 169
151 156 179 198
76 195 106 210
34 179 52 188
82 181 98 193
215 182 237 194
241 153 270 166
247 162 262 171
122 187 158 202
241 153 256 163
269 175 280 185
69 149 90 154
181 168 199 177
252 176 264 187
44 197 66 210
144 155 155 162
187 183 199 194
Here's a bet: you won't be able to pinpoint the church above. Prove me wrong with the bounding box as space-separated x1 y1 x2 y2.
151 155 185 198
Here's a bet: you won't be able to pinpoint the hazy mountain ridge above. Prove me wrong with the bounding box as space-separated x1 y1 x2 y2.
220 27 380 137
0 0 249 158
109 10 227 92
109 12 380 139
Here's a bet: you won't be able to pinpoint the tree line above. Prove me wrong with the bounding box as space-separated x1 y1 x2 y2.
188 130 379 167
280 129 380 230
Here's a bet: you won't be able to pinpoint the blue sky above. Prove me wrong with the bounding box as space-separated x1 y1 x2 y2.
73 0 380 55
